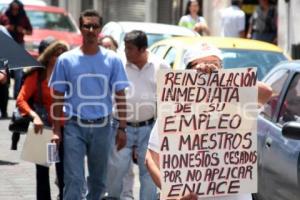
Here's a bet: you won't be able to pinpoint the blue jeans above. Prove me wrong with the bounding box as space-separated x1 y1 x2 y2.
63 117 113 200
105 119 157 200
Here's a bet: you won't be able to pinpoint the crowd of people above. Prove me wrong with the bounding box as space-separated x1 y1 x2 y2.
0 0 280 200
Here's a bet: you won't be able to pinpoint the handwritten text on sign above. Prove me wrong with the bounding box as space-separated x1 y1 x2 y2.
157 68 258 199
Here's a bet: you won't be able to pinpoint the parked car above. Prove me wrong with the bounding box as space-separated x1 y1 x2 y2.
101 21 199 50
255 60 300 200
149 37 290 80
1 3 81 57
23 5 81 57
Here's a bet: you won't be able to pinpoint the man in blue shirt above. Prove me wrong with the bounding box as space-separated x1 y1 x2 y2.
49 10 128 200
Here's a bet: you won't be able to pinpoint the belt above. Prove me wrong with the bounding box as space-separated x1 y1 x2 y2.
127 118 155 127
70 116 108 124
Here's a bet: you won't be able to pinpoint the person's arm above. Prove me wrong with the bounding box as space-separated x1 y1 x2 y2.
115 89 127 151
247 14 254 39
0 70 7 84
17 17 32 35
145 149 198 200
51 90 64 145
145 149 161 188
194 22 210 35
16 72 45 134
257 81 272 107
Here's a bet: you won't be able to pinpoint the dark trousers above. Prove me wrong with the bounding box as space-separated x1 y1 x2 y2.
0 82 9 117
36 129 64 200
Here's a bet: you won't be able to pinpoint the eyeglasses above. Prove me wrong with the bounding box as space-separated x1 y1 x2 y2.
82 23 100 30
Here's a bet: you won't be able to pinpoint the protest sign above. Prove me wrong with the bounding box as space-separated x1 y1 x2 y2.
21 125 53 167
157 68 258 199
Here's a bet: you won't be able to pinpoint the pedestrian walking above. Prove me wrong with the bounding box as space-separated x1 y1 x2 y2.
104 30 170 200
99 35 136 200
178 0 210 35
49 9 128 200
16 39 68 200
247 0 277 44
0 0 32 99
145 42 272 200
220 0 246 38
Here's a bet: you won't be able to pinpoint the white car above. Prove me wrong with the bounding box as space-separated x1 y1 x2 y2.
101 21 199 50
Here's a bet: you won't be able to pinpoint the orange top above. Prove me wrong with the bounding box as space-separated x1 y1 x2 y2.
16 70 53 124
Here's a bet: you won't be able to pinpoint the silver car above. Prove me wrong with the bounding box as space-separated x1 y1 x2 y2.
256 60 300 200
101 21 199 50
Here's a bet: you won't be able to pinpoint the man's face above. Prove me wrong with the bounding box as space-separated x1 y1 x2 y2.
125 42 145 64
80 16 101 44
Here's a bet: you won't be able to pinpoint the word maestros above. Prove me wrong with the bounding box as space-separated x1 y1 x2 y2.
161 70 256 103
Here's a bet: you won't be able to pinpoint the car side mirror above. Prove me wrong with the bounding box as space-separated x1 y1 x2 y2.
282 122 300 140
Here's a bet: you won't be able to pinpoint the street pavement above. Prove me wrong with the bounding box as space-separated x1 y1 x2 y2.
0 98 140 199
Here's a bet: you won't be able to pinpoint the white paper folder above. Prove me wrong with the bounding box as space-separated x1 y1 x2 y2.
21 125 53 167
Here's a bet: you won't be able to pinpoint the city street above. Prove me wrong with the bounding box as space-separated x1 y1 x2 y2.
0 99 140 199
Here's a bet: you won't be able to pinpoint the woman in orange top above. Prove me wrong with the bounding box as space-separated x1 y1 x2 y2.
16 40 68 200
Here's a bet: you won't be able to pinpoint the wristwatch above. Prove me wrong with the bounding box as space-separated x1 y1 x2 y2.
118 127 127 132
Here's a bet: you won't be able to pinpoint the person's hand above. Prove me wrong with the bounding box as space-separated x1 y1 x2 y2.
6 24 14 31
115 128 126 151
17 26 26 34
33 115 44 134
246 32 252 39
180 193 198 200
0 70 7 84
194 22 210 35
194 62 219 74
51 131 61 146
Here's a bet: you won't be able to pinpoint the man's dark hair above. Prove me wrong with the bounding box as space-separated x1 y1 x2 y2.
124 30 148 50
232 0 242 6
79 9 102 28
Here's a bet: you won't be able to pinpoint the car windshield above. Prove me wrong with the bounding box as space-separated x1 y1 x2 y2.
179 48 287 80
26 10 77 32
221 49 287 80
147 33 186 47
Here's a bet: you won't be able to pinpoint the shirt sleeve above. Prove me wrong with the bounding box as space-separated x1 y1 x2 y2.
178 16 188 27
148 121 159 153
238 13 246 32
49 58 67 93
110 56 129 92
16 72 38 115
198 16 207 24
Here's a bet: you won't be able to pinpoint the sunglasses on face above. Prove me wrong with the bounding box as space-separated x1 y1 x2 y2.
82 23 100 30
